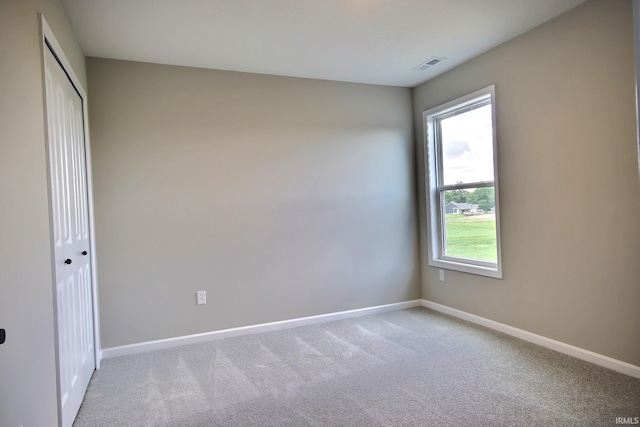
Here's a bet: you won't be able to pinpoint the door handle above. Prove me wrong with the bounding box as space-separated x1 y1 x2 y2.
0 329 5 345
81 251 88 256
64 258 72 265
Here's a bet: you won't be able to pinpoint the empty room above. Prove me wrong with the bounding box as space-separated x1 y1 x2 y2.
1 0 640 426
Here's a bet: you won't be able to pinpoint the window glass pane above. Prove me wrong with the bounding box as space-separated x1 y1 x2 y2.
442 186 497 262
440 104 494 186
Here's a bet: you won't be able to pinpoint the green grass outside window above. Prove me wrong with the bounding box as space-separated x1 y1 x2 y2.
444 214 497 262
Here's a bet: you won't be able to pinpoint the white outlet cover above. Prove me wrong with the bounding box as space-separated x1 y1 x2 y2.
197 291 206 305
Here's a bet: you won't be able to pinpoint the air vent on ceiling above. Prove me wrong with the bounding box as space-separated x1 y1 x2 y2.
412 57 446 71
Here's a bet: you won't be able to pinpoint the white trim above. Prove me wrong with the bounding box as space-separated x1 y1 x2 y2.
102 300 423 359
40 15 102 370
422 85 503 279
634 0 640 188
422 300 640 379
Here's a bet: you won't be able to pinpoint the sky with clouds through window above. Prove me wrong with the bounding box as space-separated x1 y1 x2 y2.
441 104 494 186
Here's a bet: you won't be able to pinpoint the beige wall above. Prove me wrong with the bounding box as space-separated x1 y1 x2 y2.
87 58 420 348
0 0 86 426
414 0 640 366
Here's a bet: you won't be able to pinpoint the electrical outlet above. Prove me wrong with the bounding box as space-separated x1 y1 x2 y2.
439 270 445 282
196 290 206 305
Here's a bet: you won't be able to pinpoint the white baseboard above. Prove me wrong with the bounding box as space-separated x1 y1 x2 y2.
102 300 423 359
422 299 640 380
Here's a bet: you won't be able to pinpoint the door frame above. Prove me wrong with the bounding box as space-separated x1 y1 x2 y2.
634 0 640 189
39 13 102 413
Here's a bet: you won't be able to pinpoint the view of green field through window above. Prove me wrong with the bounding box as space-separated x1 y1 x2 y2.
439 103 497 263
441 186 497 262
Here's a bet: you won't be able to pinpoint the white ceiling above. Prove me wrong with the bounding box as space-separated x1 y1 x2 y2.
62 0 588 88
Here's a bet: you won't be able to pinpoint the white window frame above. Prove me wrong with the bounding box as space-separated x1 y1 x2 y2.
423 85 502 278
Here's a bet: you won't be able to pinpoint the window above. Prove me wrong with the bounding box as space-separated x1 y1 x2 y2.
423 85 502 278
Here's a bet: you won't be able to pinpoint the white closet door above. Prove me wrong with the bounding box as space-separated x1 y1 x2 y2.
44 44 95 427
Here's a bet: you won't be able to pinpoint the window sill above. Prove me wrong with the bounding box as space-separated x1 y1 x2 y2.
429 258 502 279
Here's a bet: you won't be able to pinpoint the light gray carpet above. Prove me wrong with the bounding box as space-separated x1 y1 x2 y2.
74 308 640 426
